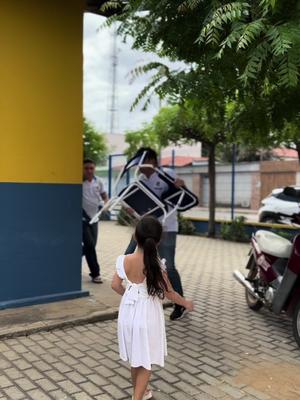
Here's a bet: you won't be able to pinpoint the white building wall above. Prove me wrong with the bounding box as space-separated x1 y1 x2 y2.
202 172 252 207
176 162 260 208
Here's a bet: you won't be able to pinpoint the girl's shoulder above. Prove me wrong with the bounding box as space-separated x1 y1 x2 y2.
116 254 126 279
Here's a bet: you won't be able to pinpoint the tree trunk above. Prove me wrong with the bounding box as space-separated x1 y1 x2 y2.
208 143 216 237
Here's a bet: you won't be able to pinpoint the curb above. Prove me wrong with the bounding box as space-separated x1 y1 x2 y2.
0 302 173 340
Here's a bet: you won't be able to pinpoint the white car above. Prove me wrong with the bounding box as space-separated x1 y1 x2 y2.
258 186 300 225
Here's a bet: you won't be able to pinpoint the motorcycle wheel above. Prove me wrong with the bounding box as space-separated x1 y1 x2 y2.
245 262 264 311
292 300 300 348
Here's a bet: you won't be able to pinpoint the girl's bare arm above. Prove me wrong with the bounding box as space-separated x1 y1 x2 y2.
163 272 194 311
111 273 125 295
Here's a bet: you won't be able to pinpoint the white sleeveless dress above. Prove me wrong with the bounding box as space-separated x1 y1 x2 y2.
116 255 167 371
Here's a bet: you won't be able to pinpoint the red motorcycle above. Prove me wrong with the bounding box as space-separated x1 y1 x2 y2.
233 230 300 346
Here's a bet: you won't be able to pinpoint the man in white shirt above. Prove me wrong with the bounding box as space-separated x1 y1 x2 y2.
125 148 187 320
83 159 108 283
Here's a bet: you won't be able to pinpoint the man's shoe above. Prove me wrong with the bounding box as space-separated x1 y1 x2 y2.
170 306 187 321
92 275 103 283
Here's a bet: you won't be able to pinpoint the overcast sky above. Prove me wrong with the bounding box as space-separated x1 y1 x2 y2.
83 13 183 134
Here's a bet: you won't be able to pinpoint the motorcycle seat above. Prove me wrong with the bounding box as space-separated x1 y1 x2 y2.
255 230 292 259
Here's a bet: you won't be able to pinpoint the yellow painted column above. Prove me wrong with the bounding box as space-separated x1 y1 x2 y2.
0 0 87 308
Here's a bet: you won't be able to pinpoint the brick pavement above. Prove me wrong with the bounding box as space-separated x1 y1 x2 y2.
0 222 300 399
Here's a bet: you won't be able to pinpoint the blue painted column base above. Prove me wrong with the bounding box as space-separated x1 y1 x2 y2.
0 183 86 309
0 289 89 310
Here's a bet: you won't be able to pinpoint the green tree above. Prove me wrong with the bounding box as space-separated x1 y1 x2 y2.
83 118 108 165
196 0 300 88
107 0 300 235
125 124 161 157
157 102 234 237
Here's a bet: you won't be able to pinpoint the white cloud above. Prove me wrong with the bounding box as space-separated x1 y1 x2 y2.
83 13 184 134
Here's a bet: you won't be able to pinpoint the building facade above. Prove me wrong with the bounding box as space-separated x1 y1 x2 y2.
176 160 300 210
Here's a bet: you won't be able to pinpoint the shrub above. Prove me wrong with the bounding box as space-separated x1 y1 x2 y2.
273 230 296 241
220 216 250 242
178 214 196 235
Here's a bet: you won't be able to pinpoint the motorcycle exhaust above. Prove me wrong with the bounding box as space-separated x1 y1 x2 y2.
233 270 262 302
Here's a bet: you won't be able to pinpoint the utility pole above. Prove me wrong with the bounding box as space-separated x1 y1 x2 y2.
109 27 118 135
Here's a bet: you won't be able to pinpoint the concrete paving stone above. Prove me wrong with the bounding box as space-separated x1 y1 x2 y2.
65 349 85 359
16 377 37 392
173 380 201 396
33 360 53 372
94 395 112 400
198 356 222 368
51 362 73 374
113 366 130 380
4 367 23 380
93 365 115 378
0 344 10 352
198 364 223 377
218 383 245 399
72 364 94 376
84 373 108 387
201 350 223 361
86 349 106 361
23 352 40 363
199 384 227 398
157 369 180 384
36 378 58 392
13 359 32 371
172 361 200 375
23 368 44 380
80 381 105 396
73 393 94 400
193 394 219 400
30 345 48 356
44 370 66 382
0 376 13 389
27 389 52 400
243 386 271 400
48 389 71 400
153 392 173 400
3 386 25 400
59 355 79 367
58 379 81 395
100 384 126 399
80 356 99 368
197 372 221 386
2 351 20 361
65 371 87 385
109 374 132 389
163 364 181 375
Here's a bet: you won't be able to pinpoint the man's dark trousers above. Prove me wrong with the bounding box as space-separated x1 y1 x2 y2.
82 221 100 278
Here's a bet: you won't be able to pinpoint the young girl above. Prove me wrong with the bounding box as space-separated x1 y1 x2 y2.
111 216 194 400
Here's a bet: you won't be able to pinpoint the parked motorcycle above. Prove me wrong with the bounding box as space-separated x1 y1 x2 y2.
233 230 300 346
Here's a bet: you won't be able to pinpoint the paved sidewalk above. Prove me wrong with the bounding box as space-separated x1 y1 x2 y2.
0 222 300 400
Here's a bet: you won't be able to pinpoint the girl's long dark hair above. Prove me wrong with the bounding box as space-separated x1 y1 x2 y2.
135 216 168 299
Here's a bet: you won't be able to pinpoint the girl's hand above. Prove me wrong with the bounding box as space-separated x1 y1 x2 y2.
185 300 194 312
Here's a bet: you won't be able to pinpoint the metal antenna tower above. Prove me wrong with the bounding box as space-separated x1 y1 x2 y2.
109 26 118 135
